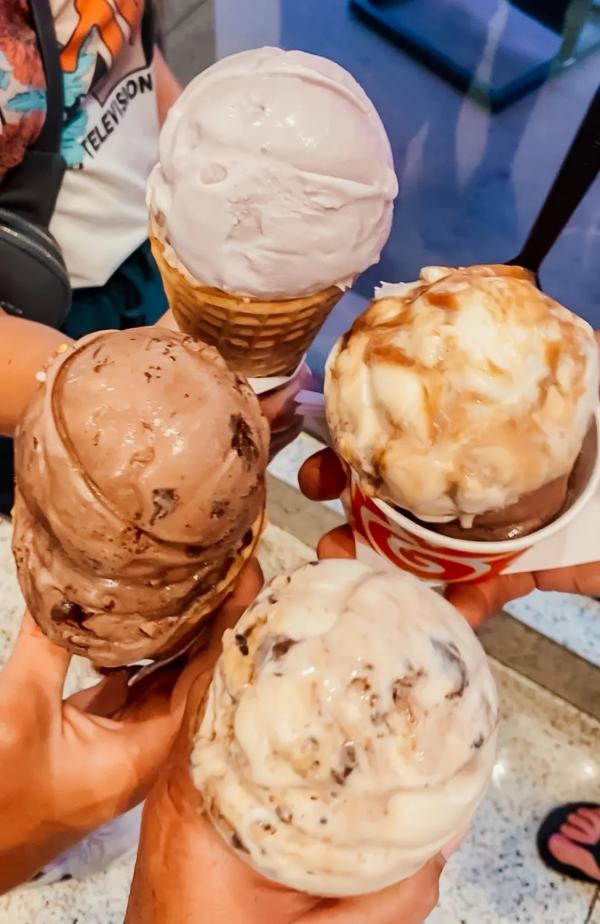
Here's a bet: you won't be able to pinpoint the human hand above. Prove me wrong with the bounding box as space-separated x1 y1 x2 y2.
0 559 262 894
259 361 317 460
125 603 446 924
298 449 600 628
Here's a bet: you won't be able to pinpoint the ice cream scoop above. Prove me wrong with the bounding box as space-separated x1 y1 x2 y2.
325 264 599 531
12 328 269 668
191 559 498 897
148 47 397 300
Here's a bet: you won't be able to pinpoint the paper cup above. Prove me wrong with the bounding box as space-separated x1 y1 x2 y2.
343 410 600 586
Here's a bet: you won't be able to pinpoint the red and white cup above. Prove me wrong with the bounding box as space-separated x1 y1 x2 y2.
343 411 600 586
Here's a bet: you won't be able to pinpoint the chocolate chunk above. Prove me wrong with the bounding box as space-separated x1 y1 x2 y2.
211 499 230 519
271 636 297 660
150 488 180 525
231 833 249 854
230 414 259 466
186 544 205 558
235 633 250 656
472 734 485 749
432 639 469 700
331 742 357 785
51 600 85 624
392 668 424 697
276 805 293 824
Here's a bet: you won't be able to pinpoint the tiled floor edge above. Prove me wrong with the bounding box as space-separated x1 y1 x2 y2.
478 613 600 721
267 474 600 722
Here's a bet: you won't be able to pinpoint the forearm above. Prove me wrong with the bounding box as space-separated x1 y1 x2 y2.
154 47 182 126
0 313 73 436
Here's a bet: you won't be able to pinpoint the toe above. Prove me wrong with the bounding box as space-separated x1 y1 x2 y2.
548 834 600 881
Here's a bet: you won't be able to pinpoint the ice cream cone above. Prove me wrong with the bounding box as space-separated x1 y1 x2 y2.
136 506 266 667
14 495 266 669
150 218 343 378
12 327 270 671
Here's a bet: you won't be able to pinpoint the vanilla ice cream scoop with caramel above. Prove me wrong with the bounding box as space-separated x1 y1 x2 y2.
325 264 599 526
191 559 498 896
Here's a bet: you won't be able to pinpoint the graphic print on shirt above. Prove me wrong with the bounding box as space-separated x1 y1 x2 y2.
56 0 153 167
1 1 159 288
0 3 46 173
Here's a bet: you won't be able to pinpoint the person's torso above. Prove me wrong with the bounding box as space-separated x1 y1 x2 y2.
0 1 159 288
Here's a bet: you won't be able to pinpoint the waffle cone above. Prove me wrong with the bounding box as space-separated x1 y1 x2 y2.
143 507 266 667
150 224 343 378
17 497 266 669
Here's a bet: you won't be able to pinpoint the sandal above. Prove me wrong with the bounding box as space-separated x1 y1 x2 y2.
537 802 600 884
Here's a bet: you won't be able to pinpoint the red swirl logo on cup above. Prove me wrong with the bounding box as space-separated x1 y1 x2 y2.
347 479 524 585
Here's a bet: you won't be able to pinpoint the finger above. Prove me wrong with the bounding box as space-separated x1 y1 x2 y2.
260 362 314 427
303 855 444 924
67 670 134 716
299 449 347 501
269 417 303 460
172 557 265 713
219 556 264 628
64 667 191 812
317 525 356 560
107 559 265 815
445 573 536 627
534 562 600 597
5 611 71 698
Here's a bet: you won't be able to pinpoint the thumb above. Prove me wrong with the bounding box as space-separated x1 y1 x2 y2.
4 611 71 699
317 525 356 560
172 556 265 712
445 573 536 627
108 557 266 787
303 855 445 924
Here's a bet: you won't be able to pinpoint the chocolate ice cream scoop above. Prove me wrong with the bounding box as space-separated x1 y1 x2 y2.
13 328 269 667
433 419 597 541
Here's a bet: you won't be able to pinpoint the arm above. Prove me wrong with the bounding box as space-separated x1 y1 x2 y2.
154 47 182 126
0 312 72 436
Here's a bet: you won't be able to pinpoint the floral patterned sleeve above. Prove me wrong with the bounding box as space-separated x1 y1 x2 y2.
0 0 46 178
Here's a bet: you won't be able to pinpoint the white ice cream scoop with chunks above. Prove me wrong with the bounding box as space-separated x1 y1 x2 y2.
191 559 498 896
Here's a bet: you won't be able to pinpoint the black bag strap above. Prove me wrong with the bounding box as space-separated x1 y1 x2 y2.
30 0 65 155
0 0 66 227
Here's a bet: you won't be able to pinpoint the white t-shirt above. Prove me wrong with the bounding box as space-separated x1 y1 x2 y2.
48 1 159 289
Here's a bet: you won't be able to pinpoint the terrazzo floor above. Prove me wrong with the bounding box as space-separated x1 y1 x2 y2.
0 510 598 923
